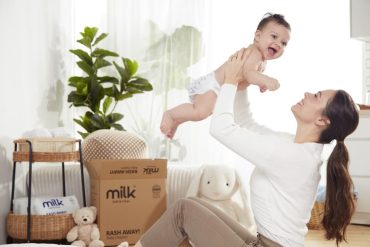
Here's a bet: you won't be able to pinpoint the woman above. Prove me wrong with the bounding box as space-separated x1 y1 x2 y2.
133 48 359 247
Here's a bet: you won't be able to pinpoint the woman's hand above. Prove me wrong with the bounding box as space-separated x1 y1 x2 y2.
237 80 250 91
224 48 248 86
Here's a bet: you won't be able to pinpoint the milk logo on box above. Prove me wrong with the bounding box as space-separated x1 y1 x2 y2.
106 185 137 200
143 167 159 175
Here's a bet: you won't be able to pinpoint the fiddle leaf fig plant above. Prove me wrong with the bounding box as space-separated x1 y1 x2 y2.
68 27 153 138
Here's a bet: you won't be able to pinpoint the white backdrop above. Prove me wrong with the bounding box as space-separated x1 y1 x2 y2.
0 0 75 243
101 0 363 166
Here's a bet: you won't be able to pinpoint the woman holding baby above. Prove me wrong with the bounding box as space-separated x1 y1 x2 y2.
134 47 359 247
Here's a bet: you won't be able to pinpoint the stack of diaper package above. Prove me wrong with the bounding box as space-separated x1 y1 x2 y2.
13 195 80 215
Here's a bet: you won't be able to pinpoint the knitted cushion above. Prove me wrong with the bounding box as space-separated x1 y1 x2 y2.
82 130 148 163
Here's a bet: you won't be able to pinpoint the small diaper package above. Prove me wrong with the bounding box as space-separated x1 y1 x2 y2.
13 195 80 215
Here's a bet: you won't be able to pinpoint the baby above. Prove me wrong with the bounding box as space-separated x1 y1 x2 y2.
161 13 291 139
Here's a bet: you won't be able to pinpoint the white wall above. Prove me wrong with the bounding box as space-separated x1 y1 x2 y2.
0 0 75 243
365 42 370 104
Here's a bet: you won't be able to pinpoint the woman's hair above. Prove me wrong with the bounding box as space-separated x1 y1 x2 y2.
257 13 291 31
318 90 359 245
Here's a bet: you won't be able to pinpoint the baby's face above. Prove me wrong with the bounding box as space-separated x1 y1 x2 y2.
254 21 291 60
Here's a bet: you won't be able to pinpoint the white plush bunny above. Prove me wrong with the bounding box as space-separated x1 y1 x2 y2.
186 164 256 233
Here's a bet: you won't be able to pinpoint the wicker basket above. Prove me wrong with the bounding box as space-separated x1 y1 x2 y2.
13 151 80 162
17 137 77 152
6 212 75 240
307 202 325 230
13 138 80 162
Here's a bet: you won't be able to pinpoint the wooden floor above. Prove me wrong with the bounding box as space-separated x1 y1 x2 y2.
305 224 370 246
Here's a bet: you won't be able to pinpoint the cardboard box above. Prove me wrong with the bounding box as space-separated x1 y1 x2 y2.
86 159 167 246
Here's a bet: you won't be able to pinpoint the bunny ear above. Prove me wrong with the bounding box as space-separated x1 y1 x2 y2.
233 170 256 231
234 171 249 209
228 168 239 197
186 165 206 197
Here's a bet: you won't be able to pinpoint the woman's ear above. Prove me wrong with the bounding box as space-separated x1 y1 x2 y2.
315 116 331 127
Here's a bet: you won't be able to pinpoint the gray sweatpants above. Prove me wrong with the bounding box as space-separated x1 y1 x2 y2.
140 197 282 247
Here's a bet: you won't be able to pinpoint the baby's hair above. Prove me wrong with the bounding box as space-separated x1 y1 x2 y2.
257 13 291 31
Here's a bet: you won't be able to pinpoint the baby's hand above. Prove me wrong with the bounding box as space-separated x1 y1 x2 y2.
257 78 279 93
262 78 280 91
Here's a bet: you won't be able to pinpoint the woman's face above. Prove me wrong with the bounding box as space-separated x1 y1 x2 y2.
291 90 336 124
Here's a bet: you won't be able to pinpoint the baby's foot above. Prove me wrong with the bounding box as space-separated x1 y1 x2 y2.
117 241 129 247
160 111 179 139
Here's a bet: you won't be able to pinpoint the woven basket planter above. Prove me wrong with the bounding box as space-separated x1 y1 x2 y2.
6 213 75 240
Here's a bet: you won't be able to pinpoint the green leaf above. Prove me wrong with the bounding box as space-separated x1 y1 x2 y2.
98 76 119 84
111 123 125 131
88 84 105 112
90 113 107 129
113 62 130 93
77 37 92 49
107 113 124 123
77 112 100 132
76 83 87 94
69 49 93 65
91 48 119 58
92 33 108 46
126 87 143 94
74 113 94 133
104 85 120 98
68 76 86 84
74 119 87 130
68 79 82 88
113 62 128 81
77 131 90 139
103 97 113 114
94 57 111 70
84 27 98 42
117 92 133 101
77 61 95 76
67 91 86 106
128 77 153 91
123 58 138 77
69 77 89 93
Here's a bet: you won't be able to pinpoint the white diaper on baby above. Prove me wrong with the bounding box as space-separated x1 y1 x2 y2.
188 72 221 103
13 195 80 215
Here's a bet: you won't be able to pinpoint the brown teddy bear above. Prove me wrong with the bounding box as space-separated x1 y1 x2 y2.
66 206 105 247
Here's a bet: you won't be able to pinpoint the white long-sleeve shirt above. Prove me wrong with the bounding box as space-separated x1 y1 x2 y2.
210 84 323 246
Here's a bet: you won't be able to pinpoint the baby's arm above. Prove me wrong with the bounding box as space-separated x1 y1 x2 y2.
214 47 279 92
242 46 279 91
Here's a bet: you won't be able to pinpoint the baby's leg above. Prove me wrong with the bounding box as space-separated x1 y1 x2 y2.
160 91 217 139
192 90 217 120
